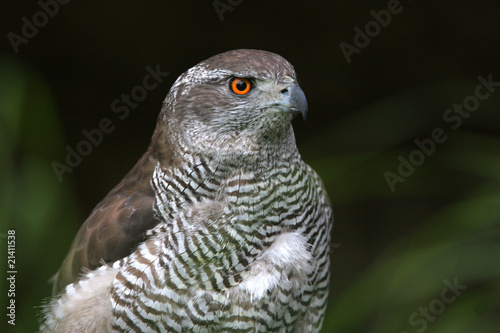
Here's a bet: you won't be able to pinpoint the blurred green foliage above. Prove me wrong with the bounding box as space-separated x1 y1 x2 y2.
309 81 500 332
0 57 79 332
1 60 499 333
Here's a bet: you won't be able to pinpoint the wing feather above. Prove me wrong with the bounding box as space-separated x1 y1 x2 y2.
52 151 161 294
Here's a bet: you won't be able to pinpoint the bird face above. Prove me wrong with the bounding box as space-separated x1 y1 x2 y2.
163 49 308 159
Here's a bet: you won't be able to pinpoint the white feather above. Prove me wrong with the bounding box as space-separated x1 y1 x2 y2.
41 267 118 332
236 232 313 301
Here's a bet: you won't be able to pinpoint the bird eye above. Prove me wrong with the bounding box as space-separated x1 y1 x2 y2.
230 78 251 95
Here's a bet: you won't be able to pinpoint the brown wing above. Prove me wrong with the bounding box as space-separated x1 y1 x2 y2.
52 151 161 295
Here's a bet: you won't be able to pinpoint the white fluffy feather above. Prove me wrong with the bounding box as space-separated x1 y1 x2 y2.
236 232 313 301
41 267 118 332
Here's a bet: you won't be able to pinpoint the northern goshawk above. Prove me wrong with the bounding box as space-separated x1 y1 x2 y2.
41 49 333 332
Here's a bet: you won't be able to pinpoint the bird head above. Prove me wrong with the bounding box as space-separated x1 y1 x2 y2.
156 49 308 161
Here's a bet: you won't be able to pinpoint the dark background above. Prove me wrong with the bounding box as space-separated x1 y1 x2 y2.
1 1 499 332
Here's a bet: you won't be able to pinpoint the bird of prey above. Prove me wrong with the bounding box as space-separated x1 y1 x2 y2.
41 49 333 332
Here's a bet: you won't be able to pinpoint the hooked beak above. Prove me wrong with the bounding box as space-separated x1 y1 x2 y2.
267 84 308 120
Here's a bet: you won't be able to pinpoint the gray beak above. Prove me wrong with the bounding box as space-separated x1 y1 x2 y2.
278 84 308 120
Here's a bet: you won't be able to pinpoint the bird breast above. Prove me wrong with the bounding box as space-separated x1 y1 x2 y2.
229 231 314 301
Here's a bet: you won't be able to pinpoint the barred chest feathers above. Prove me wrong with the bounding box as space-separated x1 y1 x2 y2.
108 154 330 331
152 154 318 297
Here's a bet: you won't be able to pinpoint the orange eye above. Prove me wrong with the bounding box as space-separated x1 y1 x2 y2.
230 78 251 95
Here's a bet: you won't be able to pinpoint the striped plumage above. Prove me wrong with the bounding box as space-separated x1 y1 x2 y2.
41 49 333 332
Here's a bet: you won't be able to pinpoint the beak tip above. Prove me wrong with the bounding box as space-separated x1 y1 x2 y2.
301 110 308 120
291 85 308 121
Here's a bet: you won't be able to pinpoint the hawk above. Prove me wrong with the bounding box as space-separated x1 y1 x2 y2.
41 49 333 332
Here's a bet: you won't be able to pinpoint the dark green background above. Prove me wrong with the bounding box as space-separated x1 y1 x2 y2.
1 1 499 332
